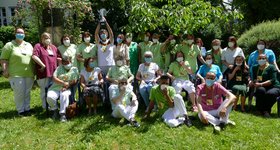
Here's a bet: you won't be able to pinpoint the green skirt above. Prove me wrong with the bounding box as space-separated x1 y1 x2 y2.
231 84 247 96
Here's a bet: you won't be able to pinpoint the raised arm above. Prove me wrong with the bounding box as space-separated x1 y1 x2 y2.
105 18 114 44
95 23 101 44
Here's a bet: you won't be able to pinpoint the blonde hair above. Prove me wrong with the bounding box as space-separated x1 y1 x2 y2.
40 32 51 42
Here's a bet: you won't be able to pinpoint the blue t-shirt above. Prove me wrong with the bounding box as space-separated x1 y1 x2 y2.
197 64 222 80
248 49 276 69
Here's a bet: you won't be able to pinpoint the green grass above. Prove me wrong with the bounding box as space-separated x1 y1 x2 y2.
0 76 280 149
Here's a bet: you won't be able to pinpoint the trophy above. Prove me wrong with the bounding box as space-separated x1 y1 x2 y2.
98 8 108 25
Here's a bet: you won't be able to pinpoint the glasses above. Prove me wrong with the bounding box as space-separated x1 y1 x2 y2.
119 82 128 85
259 58 266 60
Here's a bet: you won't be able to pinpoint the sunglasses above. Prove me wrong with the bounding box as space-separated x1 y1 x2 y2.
119 82 128 85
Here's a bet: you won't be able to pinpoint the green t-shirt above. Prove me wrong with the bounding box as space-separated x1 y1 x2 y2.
107 65 134 80
150 43 163 69
149 85 176 113
128 42 139 75
77 43 97 71
49 66 79 91
177 44 201 73
0 40 34 77
207 49 223 70
168 61 190 80
139 41 153 63
58 44 78 68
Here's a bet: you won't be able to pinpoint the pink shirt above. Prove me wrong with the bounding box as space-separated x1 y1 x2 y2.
33 43 61 79
197 83 228 111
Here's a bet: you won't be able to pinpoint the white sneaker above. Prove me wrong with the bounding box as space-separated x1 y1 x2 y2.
213 125 221 133
227 120 236 126
60 114 67 122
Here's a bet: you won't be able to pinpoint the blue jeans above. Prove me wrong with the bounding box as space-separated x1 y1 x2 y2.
139 82 154 107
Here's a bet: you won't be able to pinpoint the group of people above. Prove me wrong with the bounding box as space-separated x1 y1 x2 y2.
1 18 280 133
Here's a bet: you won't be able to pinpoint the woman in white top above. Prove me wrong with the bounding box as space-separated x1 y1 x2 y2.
80 57 104 114
115 33 130 65
95 17 115 74
136 51 161 108
222 36 247 73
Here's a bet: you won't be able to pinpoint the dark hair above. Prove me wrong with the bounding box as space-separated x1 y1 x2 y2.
160 75 170 80
117 34 125 43
205 52 213 59
195 38 203 46
175 51 185 60
228 36 238 48
84 57 93 68
257 39 266 46
60 34 70 45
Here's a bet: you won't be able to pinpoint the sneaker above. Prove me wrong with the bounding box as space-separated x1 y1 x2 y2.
60 114 67 122
227 120 236 126
192 105 198 112
184 117 192 127
213 125 221 134
130 119 140 127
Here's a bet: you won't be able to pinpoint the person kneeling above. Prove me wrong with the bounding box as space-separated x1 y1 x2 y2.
197 71 236 133
47 56 79 122
144 75 192 127
111 78 140 127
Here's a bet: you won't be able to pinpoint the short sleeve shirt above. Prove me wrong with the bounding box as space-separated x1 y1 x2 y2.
150 43 163 69
107 65 133 80
58 44 78 67
149 85 176 113
168 61 190 80
138 62 159 82
139 41 153 63
248 49 276 69
49 66 79 91
1 40 34 77
33 43 60 79
197 83 228 111
221 47 245 67
77 43 98 70
80 67 101 85
197 64 222 80
110 87 133 110
114 44 130 65
178 44 201 73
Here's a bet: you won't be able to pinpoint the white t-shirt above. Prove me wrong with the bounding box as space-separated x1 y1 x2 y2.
138 62 159 82
80 67 101 85
97 44 115 67
221 47 245 65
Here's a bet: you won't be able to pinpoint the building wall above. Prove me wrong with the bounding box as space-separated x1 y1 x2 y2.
0 0 18 26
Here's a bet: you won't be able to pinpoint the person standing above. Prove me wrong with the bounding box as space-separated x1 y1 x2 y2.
138 32 152 64
0 27 34 116
32 32 61 109
58 34 78 68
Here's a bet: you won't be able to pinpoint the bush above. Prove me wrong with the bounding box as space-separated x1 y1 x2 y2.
237 20 280 58
0 26 15 45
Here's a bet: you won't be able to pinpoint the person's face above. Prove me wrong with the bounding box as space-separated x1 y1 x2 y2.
144 54 152 59
196 40 202 47
212 41 220 47
42 35 51 41
258 55 267 61
63 37 70 41
176 52 184 58
117 34 124 40
152 34 159 39
16 28 25 34
235 56 243 64
160 78 169 85
187 35 194 40
205 55 212 61
118 79 128 89
206 72 216 80
145 32 150 37
62 60 70 65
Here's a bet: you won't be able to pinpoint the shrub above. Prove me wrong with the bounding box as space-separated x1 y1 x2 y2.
0 26 15 45
237 20 280 58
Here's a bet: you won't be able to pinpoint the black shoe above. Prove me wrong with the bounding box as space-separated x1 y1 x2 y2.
219 122 226 130
24 110 32 116
184 117 192 127
130 119 140 127
18 112 26 117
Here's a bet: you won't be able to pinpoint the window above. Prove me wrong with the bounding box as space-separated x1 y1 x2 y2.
0 7 7 26
10 7 16 16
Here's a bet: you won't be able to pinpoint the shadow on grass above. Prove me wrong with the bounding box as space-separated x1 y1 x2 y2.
0 80 11 90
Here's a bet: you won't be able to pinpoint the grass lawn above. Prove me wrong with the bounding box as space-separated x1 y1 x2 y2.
0 76 280 150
